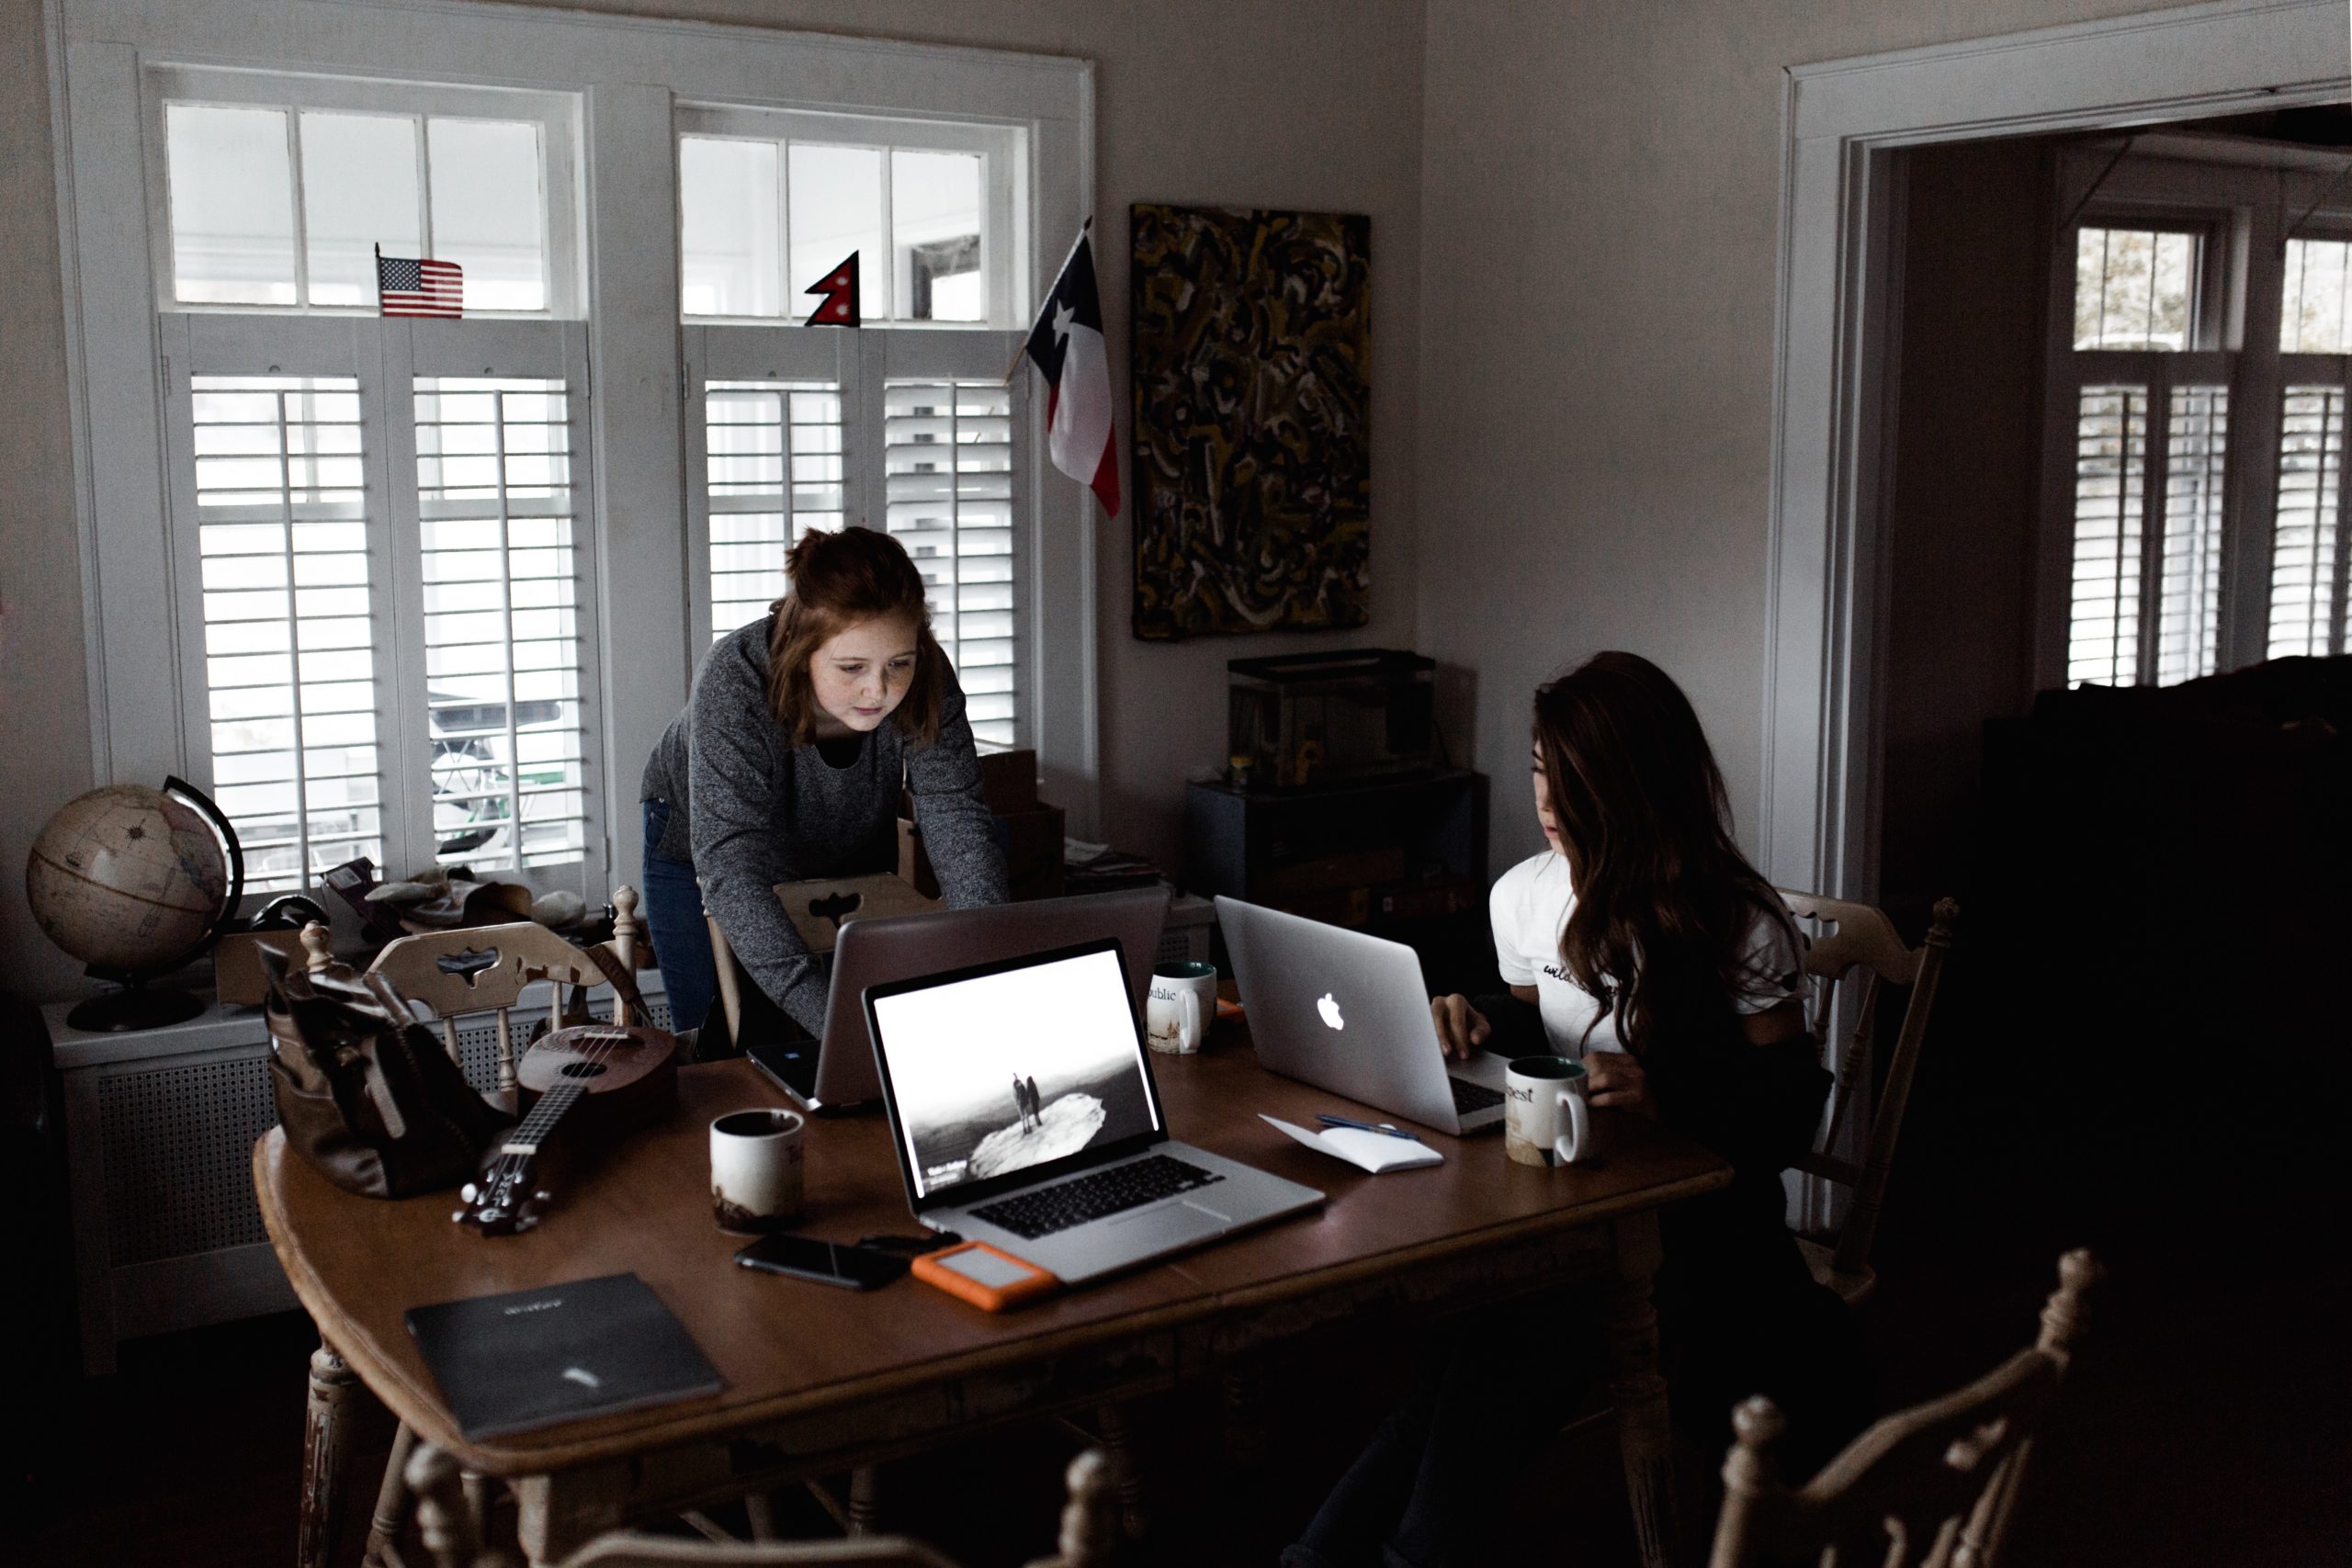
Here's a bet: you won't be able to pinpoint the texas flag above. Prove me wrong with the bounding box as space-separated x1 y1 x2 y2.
1022 231 1120 517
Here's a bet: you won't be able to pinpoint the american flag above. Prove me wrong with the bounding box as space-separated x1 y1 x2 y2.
377 252 464 318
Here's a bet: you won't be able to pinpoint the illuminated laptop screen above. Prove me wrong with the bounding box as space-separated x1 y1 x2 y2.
870 946 1160 1202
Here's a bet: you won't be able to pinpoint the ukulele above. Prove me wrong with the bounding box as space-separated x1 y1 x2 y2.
455 1022 677 1235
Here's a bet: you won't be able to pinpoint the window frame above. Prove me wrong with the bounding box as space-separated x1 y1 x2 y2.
675 104 1027 329
53 0 1099 915
2034 147 2352 690
142 64 583 320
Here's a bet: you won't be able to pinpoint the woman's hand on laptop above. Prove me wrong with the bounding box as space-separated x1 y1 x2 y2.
1429 995 1490 1060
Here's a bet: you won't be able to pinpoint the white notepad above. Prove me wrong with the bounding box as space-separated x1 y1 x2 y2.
1261 1114 1445 1173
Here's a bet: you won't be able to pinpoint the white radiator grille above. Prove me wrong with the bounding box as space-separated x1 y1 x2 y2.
2270 385 2347 659
884 380 1016 747
189 375 381 892
414 378 588 870
704 380 845 641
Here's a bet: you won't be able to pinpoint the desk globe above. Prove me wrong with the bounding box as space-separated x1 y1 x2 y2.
25 777 245 1032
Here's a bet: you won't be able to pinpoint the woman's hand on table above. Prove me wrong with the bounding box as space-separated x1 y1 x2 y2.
1585 1050 1655 1117
1429 994 1489 1060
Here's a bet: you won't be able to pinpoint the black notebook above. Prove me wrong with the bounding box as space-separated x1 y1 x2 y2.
405 1272 722 1439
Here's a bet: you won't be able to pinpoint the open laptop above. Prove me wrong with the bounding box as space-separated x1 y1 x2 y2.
1216 895 1512 1135
747 886 1171 1113
863 938 1323 1283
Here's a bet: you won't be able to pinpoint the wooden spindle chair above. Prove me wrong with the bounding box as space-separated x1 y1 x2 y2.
1706 1248 2101 1568
349 889 657 1568
1777 891 1959 1304
365 886 654 1100
402 1443 1118 1568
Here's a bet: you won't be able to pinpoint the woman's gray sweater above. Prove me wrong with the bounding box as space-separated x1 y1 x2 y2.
639 618 1008 1031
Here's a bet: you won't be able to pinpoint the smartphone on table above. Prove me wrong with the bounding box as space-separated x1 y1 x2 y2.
734 1234 910 1291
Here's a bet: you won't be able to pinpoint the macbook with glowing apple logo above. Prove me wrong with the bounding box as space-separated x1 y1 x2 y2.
1215 897 1511 1135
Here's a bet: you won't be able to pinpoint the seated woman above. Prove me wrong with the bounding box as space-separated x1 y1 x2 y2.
638 526 1008 1039
1287 651 1870 1568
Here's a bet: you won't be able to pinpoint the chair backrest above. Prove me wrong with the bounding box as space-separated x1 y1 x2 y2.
1779 889 1959 1278
402 1447 1115 1568
367 886 649 1096
1706 1248 2102 1568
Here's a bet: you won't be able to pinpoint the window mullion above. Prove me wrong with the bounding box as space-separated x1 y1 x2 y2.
376 320 436 885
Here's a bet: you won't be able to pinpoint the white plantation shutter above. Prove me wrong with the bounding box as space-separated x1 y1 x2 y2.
2270 380 2350 659
2059 353 2232 688
2068 384 2149 688
185 373 383 891
884 379 1017 747
703 381 845 640
2152 386 2228 685
413 376 591 871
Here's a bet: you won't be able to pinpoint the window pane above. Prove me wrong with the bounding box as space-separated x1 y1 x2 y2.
166 104 298 306
426 119 547 312
2073 227 2197 351
704 381 845 639
415 378 586 868
300 112 422 308
2068 384 2149 686
2270 386 2347 659
884 380 1015 745
2280 239 2352 355
789 143 887 321
189 375 380 890
892 150 984 322
2153 387 2228 685
681 138 783 319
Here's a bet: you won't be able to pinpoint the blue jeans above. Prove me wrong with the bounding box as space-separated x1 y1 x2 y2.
640 798 718 1036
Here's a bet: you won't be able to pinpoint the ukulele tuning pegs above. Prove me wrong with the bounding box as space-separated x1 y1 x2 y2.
451 1209 468 1223
460 1182 480 1203
534 1190 551 1204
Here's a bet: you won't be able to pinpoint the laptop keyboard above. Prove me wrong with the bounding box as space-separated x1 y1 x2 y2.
1449 1076 1505 1113
970 1155 1226 1240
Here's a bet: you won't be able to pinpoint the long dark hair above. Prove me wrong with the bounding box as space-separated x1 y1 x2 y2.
765 527 947 746
1533 651 1790 1056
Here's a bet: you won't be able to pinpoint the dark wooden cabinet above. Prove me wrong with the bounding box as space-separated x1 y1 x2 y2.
1183 769 1491 993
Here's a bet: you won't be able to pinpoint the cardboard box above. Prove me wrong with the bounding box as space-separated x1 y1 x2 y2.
899 801 1067 903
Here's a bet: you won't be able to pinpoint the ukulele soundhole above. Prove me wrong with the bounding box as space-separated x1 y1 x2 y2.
559 1060 610 1079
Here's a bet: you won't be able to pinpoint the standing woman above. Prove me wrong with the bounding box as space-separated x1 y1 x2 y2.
638 527 1008 1038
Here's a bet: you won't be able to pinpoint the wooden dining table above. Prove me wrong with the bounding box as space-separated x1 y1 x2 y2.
254 1014 1730 1568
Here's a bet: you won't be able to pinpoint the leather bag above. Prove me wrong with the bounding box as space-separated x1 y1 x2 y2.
263 954 513 1199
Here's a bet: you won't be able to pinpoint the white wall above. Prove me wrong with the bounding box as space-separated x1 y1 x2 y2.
1414 0 2186 874
0 0 1427 998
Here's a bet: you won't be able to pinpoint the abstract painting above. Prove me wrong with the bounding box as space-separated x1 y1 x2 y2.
1130 204 1371 640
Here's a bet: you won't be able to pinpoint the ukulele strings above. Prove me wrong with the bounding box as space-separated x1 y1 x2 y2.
478 1026 637 1198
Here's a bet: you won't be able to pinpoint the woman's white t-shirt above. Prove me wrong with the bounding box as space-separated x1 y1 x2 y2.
1488 851 1808 1057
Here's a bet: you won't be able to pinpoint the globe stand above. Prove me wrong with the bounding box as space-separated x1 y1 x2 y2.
67 968 208 1033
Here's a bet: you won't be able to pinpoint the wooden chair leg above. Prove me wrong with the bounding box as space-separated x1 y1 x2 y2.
363 1420 420 1568
300 1338 361 1568
847 1464 884 1537
744 1491 778 1542
1092 1401 1148 1540
408 1441 515 1568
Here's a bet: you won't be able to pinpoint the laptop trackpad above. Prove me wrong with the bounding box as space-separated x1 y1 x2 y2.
1110 1199 1227 1243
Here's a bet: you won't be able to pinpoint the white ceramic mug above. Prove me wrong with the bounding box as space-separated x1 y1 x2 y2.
1146 961 1217 1054
1504 1055 1591 1168
710 1108 806 1233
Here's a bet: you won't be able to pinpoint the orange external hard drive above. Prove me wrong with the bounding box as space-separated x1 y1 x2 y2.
911 1240 1061 1312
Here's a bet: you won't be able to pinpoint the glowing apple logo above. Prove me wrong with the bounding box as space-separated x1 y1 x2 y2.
1317 992 1345 1030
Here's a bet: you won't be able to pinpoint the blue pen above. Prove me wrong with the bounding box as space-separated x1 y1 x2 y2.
1317 1113 1423 1142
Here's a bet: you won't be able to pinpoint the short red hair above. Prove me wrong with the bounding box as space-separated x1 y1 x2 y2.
764 528 946 746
